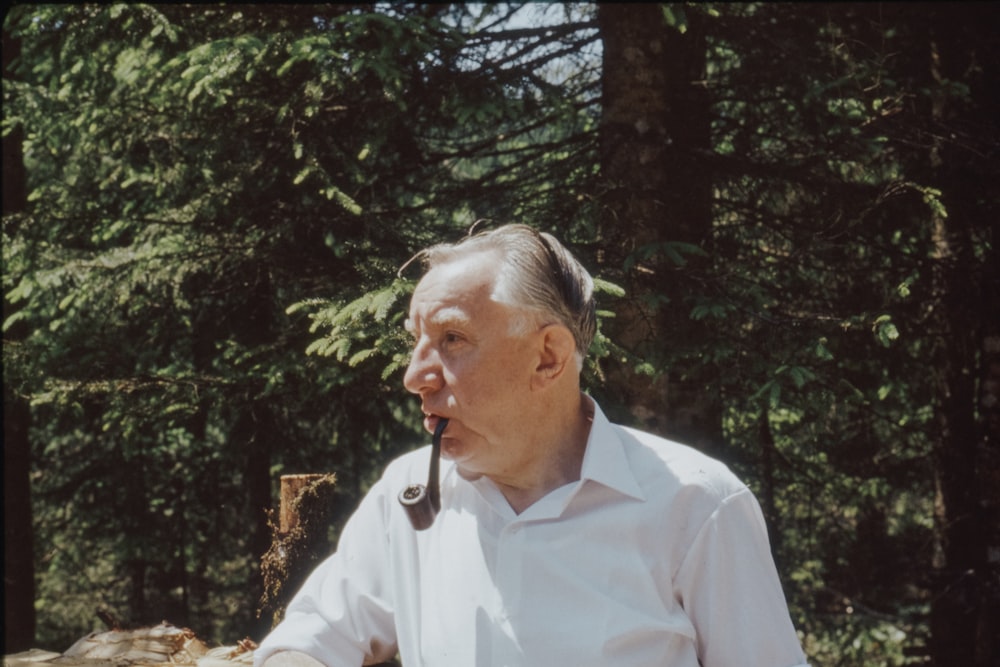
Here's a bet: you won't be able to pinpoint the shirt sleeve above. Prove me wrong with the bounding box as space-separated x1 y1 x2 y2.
674 486 809 667
253 480 398 667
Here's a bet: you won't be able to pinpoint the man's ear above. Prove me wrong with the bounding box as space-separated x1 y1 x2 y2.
532 324 576 389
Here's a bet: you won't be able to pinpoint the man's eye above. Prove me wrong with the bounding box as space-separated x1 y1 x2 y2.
443 332 462 345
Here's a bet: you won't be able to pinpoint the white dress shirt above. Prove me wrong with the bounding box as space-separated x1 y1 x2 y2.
254 399 809 667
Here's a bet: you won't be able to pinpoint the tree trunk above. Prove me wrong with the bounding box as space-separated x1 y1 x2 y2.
921 6 1000 665
3 23 37 653
928 210 984 665
759 408 783 564
596 4 721 450
237 399 278 642
4 386 35 652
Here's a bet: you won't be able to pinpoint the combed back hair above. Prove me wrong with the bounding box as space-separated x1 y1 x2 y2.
415 224 597 366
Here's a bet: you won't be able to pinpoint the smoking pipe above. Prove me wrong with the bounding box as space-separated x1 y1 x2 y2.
398 418 448 530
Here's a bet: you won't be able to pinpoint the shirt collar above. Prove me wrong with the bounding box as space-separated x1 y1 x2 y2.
579 397 645 502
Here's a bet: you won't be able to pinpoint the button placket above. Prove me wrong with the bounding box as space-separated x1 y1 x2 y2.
490 520 527 665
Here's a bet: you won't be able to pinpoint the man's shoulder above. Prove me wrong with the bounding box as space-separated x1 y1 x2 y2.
612 423 747 501
614 423 730 470
340 445 439 527
382 444 434 481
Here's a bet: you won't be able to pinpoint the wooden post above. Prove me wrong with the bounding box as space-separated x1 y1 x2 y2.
259 473 337 628
278 474 326 534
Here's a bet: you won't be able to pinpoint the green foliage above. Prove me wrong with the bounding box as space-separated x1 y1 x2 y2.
696 5 997 662
291 280 414 381
4 1 602 647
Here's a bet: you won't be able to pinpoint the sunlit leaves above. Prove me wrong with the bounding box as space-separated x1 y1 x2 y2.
873 314 901 348
290 280 413 381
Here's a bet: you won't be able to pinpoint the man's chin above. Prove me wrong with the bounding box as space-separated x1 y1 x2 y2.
454 464 484 482
441 447 481 480
440 437 486 480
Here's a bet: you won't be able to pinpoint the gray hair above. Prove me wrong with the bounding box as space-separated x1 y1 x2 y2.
412 224 597 366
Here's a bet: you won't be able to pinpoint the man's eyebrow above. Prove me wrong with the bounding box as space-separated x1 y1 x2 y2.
428 307 471 328
406 307 472 334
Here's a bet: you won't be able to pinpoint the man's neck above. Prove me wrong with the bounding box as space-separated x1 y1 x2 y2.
490 393 594 514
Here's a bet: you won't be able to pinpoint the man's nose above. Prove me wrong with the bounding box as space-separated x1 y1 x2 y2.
403 340 443 395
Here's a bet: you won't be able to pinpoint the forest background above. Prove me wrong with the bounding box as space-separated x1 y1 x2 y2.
3 4 998 666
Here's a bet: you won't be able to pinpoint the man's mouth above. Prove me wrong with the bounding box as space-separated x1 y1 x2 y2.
424 412 446 433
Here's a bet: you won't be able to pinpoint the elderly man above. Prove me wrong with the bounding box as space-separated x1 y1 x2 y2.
255 224 808 666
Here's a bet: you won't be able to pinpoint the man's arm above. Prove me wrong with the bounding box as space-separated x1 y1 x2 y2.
253 476 400 667
260 651 329 667
677 486 809 667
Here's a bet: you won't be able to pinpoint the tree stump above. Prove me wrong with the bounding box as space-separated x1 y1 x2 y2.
258 474 338 628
